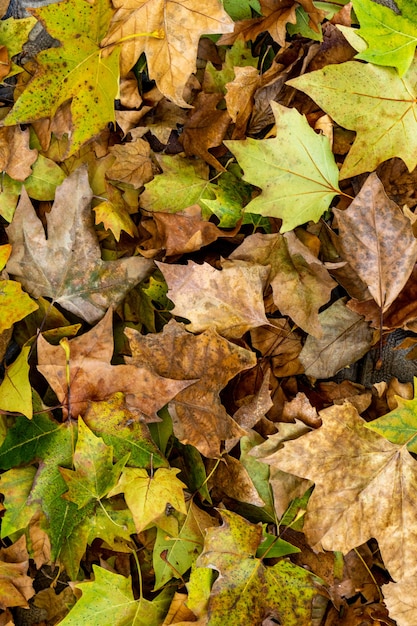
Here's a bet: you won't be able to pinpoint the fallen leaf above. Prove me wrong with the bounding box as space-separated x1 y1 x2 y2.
37 308 192 419
383 576 417 626
268 402 417 581
225 102 340 232
156 259 269 339
93 182 138 241
288 57 417 179
250 319 304 378
0 536 34 610
209 455 265 507
180 92 231 171
6 167 152 323
4 0 120 156
107 137 155 188
0 346 32 418
102 0 234 106
230 232 336 337
334 173 417 311
299 298 373 379
125 320 256 457
0 127 37 182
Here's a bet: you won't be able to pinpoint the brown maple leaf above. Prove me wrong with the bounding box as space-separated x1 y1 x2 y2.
101 0 234 106
37 308 192 419
0 126 37 182
125 320 256 457
0 536 34 610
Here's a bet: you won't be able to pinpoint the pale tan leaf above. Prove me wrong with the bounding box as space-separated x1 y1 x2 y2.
383 577 417 626
334 173 417 311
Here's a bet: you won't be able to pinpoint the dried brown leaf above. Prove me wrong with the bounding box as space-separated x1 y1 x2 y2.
334 173 417 312
107 137 155 188
0 126 37 182
125 320 256 457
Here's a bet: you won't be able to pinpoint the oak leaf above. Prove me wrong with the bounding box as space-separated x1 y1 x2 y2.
267 402 417 581
6 167 152 323
288 57 417 179
156 259 269 339
125 320 256 457
102 0 234 107
225 102 340 232
37 308 192 419
334 173 417 312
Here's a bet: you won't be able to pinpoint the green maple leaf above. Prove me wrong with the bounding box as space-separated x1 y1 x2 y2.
352 0 417 76
59 565 173 626
225 102 340 232
288 58 417 179
4 0 120 156
193 509 321 625
365 378 417 452
59 417 128 509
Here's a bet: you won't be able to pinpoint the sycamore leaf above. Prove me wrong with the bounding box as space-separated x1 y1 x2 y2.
383 576 417 626
299 298 373 379
153 501 217 590
334 173 417 311
59 418 128 509
140 155 216 214
83 393 168 469
0 126 37 182
156 259 269 339
230 232 336 337
225 102 340 232
106 137 154 189
0 278 38 334
4 0 120 157
365 378 417 452
0 466 38 537
59 565 173 626
126 320 256 457
352 0 417 76
287 58 417 179
0 16 37 59
102 0 234 107
0 347 32 418
108 467 187 534
93 182 138 241
37 307 191 420
268 402 417 581
6 168 152 324
0 537 34 610
195 509 322 625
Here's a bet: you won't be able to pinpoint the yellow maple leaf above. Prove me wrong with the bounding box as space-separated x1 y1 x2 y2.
102 0 234 106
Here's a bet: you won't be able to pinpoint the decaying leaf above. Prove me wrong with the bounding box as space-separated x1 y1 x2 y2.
37 308 192 419
6 167 152 323
334 173 417 312
126 320 256 457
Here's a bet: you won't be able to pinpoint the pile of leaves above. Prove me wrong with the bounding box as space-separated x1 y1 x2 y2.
2 0 417 623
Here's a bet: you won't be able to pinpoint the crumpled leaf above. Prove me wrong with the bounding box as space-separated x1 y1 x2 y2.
126 320 256 457
6 167 152 323
334 173 417 311
352 0 416 76
268 402 417 581
0 536 34 610
288 57 417 179
230 232 336 337
4 0 120 156
37 307 192 419
299 298 373 379
108 467 187 534
225 102 340 232
59 565 172 626
194 509 322 625
156 259 269 339
102 0 234 107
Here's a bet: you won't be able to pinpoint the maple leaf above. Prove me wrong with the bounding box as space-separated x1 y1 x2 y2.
37 307 192 419
288 57 417 179
225 102 340 232
126 320 256 457
0 467 38 538
102 0 234 107
6 167 152 324
0 536 34 610
59 565 173 625
4 0 120 156
0 346 32 419
59 418 128 509
267 402 417 581
383 576 417 626
106 136 154 189
93 181 138 241
0 126 37 182
230 232 336 337
0 245 38 334
352 0 417 76
334 173 417 312
156 259 269 339
299 298 373 379
193 509 322 625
